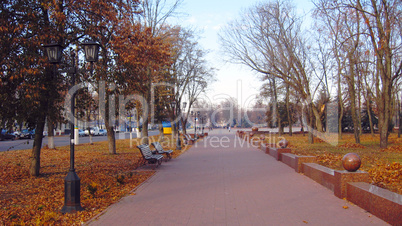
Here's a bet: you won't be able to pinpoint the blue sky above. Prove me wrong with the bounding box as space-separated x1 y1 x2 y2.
172 0 314 107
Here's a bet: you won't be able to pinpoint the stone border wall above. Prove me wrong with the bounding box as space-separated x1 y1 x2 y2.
347 182 402 225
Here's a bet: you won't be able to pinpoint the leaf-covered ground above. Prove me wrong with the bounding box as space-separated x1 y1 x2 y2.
262 132 402 195
0 135 189 225
1 133 401 225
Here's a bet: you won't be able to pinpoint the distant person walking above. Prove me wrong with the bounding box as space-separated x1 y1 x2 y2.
228 126 231 132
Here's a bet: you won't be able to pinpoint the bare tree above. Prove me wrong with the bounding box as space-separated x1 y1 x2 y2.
168 27 215 135
260 75 284 134
220 0 324 143
351 0 402 147
313 0 402 147
138 0 183 37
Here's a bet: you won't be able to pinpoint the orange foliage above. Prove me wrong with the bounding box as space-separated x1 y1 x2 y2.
313 137 325 143
338 143 366 149
0 136 189 225
368 162 402 194
379 145 402 153
275 133 401 194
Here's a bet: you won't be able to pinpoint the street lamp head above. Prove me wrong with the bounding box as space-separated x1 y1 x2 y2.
170 101 176 109
44 43 63 64
82 41 100 62
183 102 187 109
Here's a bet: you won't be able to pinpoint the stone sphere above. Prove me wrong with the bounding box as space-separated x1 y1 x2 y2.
251 127 259 132
278 139 289 148
342 153 361 172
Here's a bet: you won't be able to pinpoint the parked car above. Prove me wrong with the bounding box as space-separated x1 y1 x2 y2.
0 130 16 141
78 129 85 137
85 127 100 136
13 131 21 138
19 129 35 139
99 129 107 136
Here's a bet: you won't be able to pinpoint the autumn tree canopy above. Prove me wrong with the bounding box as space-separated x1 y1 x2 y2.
0 0 214 175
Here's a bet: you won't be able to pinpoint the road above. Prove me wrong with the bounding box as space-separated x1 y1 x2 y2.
0 131 159 152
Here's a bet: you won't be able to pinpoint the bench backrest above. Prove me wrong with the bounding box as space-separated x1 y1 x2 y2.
151 142 163 152
137 144 153 158
184 134 191 140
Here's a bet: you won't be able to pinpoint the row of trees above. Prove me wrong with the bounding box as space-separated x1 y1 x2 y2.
0 0 215 176
219 0 402 147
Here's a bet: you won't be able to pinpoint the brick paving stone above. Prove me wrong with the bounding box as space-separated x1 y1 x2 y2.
87 129 388 226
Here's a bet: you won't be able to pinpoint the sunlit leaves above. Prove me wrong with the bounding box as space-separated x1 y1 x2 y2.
271 133 401 194
0 135 190 225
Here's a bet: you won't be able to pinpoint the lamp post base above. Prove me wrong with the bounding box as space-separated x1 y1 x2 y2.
176 132 182 150
61 171 83 213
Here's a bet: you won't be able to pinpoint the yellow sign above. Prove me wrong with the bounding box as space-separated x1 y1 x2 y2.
163 127 172 135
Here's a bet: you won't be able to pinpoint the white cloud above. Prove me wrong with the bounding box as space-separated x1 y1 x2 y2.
186 16 197 24
213 25 221 31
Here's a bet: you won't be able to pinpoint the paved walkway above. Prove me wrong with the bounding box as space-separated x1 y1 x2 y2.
88 129 387 225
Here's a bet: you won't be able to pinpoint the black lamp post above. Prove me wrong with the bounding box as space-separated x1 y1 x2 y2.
197 111 200 138
45 40 99 214
191 111 196 139
201 116 205 134
182 102 187 131
170 101 182 150
176 102 187 150
170 101 176 140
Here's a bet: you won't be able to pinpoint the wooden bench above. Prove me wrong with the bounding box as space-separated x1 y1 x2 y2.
151 142 173 160
137 144 164 168
183 134 195 145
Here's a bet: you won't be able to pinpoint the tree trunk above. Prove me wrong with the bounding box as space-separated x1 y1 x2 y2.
47 117 55 149
308 105 314 144
357 75 362 136
158 123 164 141
337 59 343 139
399 100 401 138
30 64 53 176
88 126 93 145
141 116 149 145
311 105 324 132
350 97 361 144
374 49 392 148
136 108 141 138
378 115 389 148
30 117 46 176
286 84 292 136
181 117 187 134
141 75 152 145
367 94 375 137
272 77 282 135
338 100 344 139
378 79 391 148
105 120 116 154
171 121 176 138
347 55 360 144
105 96 116 154
87 109 93 145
